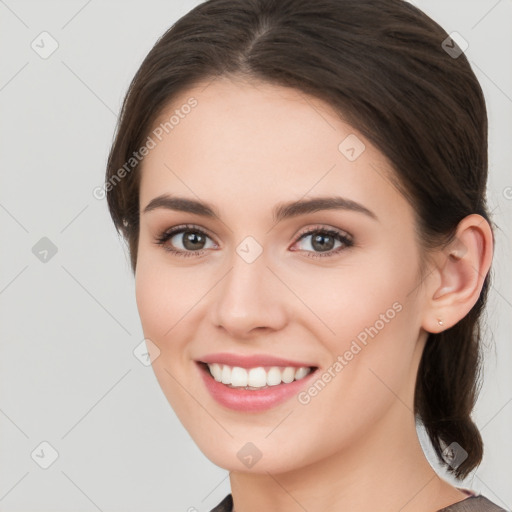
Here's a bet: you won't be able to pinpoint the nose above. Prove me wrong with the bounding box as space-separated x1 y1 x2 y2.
209 248 288 339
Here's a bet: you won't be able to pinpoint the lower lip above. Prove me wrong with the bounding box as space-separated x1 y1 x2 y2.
196 362 318 412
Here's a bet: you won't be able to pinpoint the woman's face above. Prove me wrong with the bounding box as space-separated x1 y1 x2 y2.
135 76 432 473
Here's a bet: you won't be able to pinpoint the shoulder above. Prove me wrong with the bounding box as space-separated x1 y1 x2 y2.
209 493 509 512
209 493 233 512
438 495 509 512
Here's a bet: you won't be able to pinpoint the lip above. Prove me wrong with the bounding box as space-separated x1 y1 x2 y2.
197 352 316 369
196 361 318 412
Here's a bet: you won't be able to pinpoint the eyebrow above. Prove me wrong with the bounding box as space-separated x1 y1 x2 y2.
142 194 378 223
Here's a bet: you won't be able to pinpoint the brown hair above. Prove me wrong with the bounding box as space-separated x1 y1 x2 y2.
105 0 494 479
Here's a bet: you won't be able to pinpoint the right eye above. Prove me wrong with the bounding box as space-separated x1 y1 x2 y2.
154 224 217 257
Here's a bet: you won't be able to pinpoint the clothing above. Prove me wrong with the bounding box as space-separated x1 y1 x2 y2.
209 490 509 512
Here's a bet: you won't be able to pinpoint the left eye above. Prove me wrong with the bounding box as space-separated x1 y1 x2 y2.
154 224 353 258
291 227 353 258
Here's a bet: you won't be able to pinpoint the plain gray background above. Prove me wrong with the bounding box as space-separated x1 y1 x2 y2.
0 0 511 510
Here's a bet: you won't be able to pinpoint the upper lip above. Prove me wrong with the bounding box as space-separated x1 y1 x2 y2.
197 352 317 369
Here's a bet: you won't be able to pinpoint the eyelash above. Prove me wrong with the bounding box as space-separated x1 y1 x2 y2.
153 223 354 259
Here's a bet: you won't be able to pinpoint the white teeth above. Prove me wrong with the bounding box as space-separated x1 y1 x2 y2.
248 367 267 387
221 364 231 384
281 367 295 383
206 363 313 389
294 366 310 380
210 363 223 382
266 367 282 386
231 366 248 387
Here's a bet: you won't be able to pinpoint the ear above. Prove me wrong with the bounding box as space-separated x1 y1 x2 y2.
422 214 494 334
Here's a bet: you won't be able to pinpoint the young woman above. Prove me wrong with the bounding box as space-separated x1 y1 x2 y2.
104 1 507 510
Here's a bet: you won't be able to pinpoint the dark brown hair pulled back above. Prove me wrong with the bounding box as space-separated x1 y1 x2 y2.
105 0 494 479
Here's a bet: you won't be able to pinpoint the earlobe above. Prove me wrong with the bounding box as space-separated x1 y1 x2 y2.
423 214 493 333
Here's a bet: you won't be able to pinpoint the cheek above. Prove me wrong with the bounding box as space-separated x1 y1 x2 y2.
285 251 415 341
134 254 200 343
134 260 204 419
134 266 168 342
288 248 421 401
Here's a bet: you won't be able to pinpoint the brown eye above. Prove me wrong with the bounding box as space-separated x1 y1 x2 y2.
154 224 216 256
292 227 353 259
176 231 208 251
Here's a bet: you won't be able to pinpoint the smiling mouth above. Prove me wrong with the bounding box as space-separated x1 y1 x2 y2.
198 361 318 390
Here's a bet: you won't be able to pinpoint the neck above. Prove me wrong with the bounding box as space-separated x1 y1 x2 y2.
229 403 467 512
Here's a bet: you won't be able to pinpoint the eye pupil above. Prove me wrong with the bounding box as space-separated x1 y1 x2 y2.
312 233 335 252
183 231 205 250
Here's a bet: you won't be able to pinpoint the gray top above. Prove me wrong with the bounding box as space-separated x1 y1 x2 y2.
210 493 509 512
438 496 508 512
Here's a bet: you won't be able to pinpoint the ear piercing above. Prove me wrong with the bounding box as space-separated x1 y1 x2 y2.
438 319 444 326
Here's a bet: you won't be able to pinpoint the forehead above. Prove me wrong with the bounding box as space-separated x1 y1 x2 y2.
138 76 407 223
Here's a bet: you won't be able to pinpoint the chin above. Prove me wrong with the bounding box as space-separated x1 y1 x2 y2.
188 432 318 475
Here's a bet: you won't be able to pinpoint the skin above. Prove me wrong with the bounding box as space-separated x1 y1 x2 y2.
134 76 493 512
